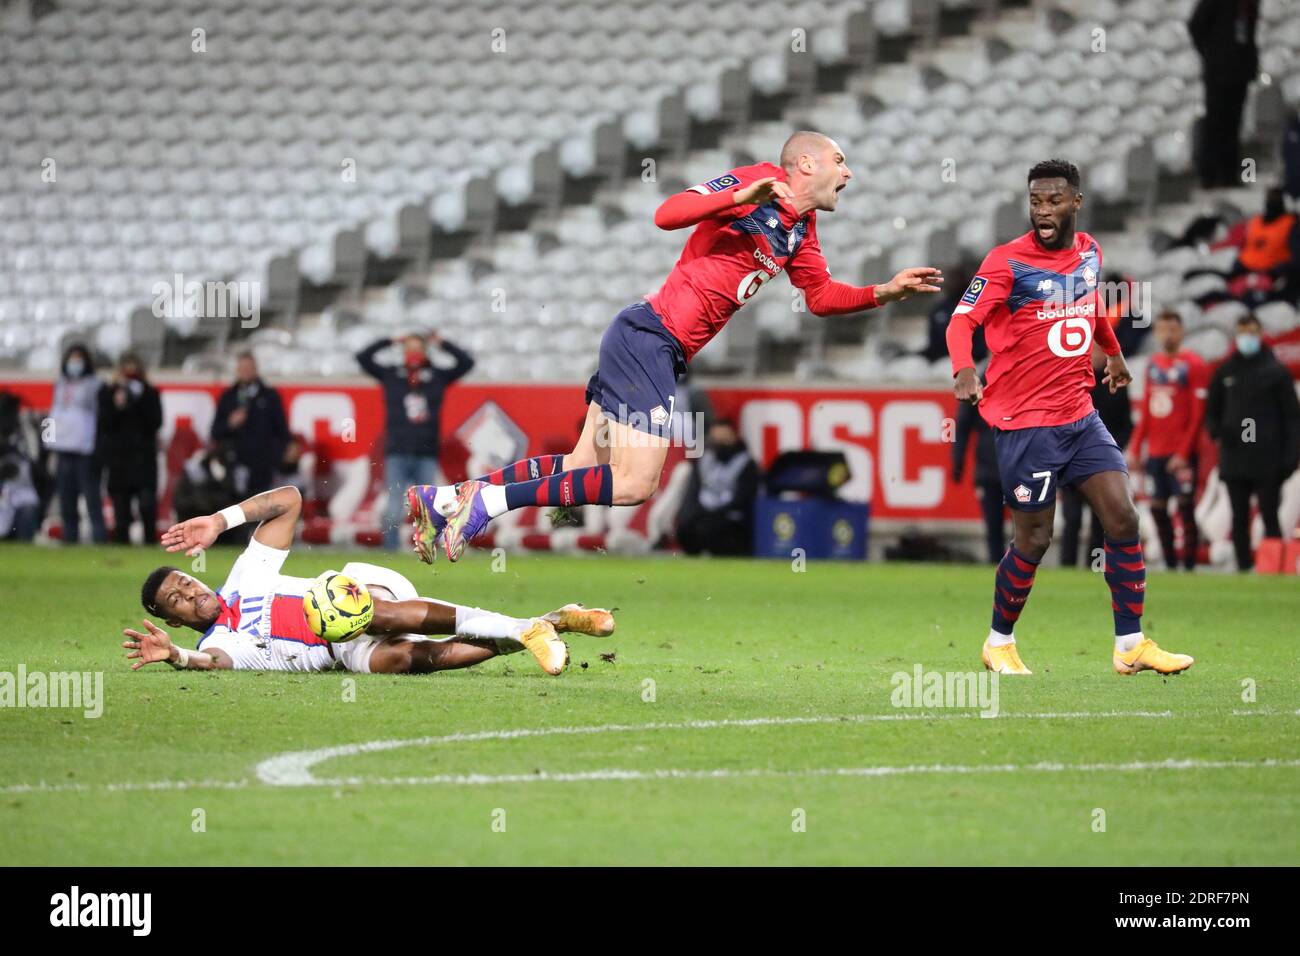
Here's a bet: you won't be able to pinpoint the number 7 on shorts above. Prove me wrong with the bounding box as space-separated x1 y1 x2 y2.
1032 470 1053 503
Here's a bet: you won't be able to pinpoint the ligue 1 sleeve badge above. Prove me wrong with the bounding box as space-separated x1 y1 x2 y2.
1082 265 1097 288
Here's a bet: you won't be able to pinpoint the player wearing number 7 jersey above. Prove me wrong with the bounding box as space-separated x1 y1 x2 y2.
947 158 1194 678
409 131 943 562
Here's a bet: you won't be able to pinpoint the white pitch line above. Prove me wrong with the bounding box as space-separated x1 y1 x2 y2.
0 778 251 795
326 757 1300 788
4 709 1293 796
255 710 1176 787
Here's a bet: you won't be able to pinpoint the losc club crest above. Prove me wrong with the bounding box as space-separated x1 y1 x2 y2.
454 400 528 474
1013 483 1032 503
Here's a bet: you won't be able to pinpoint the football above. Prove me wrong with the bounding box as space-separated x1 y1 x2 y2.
302 572 374 642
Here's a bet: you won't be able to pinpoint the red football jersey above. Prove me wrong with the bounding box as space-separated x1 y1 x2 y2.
946 230 1121 429
1131 349 1208 459
648 162 874 360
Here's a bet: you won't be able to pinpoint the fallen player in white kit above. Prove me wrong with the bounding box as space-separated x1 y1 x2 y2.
124 485 612 676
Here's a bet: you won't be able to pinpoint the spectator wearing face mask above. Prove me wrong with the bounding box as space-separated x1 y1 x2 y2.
675 420 760 556
44 343 106 544
356 331 474 549
98 352 163 543
1205 313 1300 570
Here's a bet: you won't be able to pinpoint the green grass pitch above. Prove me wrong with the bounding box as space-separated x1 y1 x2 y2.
1 542 1297 866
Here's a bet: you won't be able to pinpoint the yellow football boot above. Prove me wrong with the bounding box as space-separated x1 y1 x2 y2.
982 638 1033 675
544 603 615 637
518 619 569 676
1113 638 1194 676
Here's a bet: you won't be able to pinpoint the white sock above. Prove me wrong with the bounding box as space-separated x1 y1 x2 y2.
986 629 1016 647
481 483 509 518
432 485 459 516
454 605 526 653
1114 631 1143 653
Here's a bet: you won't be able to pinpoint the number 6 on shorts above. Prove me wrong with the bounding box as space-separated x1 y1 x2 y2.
1032 470 1053 503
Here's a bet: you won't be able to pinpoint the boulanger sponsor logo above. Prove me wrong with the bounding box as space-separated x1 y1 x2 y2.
752 247 779 274
49 886 151 936
1 666 103 718
1035 300 1096 321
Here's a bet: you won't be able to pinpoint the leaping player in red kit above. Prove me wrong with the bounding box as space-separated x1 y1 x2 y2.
947 159 1195 677
407 131 944 562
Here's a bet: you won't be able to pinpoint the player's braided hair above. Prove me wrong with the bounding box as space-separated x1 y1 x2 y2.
1027 158 1080 189
141 565 180 617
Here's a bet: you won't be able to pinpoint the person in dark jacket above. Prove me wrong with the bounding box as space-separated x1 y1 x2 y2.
1189 0 1259 189
98 352 163 543
356 331 474 549
1205 313 1300 570
1060 345 1135 567
675 420 759 556
952 378 1003 563
211 353 289 529
1284 109 1300 203
45 342 106 544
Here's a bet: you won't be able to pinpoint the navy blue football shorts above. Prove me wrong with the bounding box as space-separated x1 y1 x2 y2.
993 410 1128 511
584 300 687 438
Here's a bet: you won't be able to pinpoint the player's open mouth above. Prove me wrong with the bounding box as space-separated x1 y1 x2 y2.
1035 222 1057 240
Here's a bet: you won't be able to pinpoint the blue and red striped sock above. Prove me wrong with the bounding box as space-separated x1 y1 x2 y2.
479 454 565 485
991 546 1040 636
1104 537 1146 636
500 464 613 512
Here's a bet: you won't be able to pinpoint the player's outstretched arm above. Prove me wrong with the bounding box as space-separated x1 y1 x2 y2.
122 620 232 671
873 267 945 304
160 485 303 555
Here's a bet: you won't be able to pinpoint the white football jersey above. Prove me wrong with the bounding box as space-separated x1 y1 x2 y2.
196 538 337 672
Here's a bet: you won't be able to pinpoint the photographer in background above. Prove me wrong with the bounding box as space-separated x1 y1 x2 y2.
98 352 163 544
211 352 289 540
356 331 474 549
675 419 759 557
0 391 40 541
44 343 106 544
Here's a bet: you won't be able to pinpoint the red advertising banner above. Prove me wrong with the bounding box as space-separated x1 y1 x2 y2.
2 379 979 521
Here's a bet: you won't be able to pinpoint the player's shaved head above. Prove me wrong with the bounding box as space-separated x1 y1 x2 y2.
780 131 852 213
780 131 834 172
